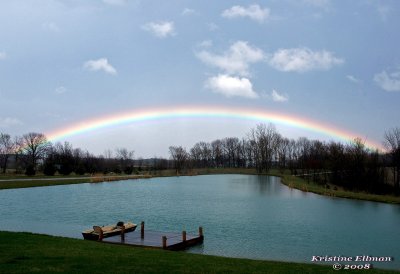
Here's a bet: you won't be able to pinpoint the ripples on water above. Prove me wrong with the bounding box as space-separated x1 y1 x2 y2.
0 174 399 270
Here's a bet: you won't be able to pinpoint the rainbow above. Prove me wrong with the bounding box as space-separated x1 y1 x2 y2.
46 106 384 151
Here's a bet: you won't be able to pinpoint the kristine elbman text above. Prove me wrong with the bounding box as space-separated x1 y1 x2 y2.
311 255 392 262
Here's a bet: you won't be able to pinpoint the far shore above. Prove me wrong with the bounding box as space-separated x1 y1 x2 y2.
1 168 399 204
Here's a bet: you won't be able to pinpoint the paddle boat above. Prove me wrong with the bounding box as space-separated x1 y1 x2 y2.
82 221 137 240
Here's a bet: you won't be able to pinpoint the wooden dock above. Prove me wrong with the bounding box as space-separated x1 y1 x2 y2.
99 222 204 251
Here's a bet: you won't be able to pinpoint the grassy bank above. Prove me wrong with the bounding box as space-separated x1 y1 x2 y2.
0 231 397 274
274 172 400 204
1 168 399 204
0 174 149 190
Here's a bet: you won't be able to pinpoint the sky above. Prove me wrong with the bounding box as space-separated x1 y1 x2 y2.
0 0 399 158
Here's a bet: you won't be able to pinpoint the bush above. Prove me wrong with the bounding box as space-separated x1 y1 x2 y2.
43 163 56 176
25 165 36 176
75 165 86 175
124 166 133 175
59 164 73 176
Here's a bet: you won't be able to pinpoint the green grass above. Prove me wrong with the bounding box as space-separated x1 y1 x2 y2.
0 174 148 190
0 178 92 189
0 231 398 274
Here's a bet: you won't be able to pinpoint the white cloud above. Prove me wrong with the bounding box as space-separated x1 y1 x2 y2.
42 22 60 32
0 51 6 60
142 21 175 38
271 89 288 102
374 69 400 92
303 0 331 9
207 22 219 31
55 86 67 94
269 47 344 72
198 40 213 48
377 5 391 21
0 117 23 128
205 74 259 99
182 8 195 16
83 58 117 75
196 41 265 76
346 75 360 83
221 4 270 23
103 0 127 5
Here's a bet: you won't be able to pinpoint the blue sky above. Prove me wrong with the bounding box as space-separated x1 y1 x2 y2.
0 0 399 157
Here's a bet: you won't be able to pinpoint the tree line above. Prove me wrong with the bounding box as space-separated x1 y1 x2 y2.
169 124 399 195
0 132 136 176
1 124 399 195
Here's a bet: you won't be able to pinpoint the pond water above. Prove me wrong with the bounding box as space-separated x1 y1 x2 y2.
0 175 399 270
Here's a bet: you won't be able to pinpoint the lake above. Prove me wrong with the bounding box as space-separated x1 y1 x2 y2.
0 174 399 270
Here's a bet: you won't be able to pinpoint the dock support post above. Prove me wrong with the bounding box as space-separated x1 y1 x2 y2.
199 226 203 237
120 225 125 242
162 236 167 249
141 221 145 239
182 231 186 242
98 229 103 241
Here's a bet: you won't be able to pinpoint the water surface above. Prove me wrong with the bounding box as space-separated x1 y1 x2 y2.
0 175 399 269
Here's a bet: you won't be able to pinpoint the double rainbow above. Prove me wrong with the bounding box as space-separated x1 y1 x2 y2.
46 106 384 151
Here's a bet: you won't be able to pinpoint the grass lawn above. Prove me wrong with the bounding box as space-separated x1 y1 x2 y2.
1 231 398 274
0 174 148 190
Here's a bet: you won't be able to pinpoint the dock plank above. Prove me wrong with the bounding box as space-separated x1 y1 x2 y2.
101 229 203 250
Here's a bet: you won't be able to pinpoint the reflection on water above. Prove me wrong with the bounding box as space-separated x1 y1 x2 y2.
0 174 399 270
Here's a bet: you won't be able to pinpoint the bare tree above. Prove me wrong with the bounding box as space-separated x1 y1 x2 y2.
287 139 298 174
384 128 400 190
0 133 14 173
13 136 24 174
199 142 212 168
211 139 223 168
169 146 188 174
21 132 50 171
190 143 202 168
54 142 74 175
103 149 113 159
116 147 134 172
222 137 240 168
248 123 279 173
276 136 289 173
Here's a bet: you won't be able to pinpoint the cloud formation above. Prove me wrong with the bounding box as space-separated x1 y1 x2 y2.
269 47 344 72
346 75 360 83
205 74 258 99
271 89 288 102
83 58 117 75
196 41 265 76
374 69 400 92
207 22 219 31
103 0 127 5
42 22 60 32
55 86 67 94
182 8 195 16
303 0 331 8
0 51 6 60
377 4 391 21
0 117 23 128
198 40 213 48
142 21 175 38
221 4 270 23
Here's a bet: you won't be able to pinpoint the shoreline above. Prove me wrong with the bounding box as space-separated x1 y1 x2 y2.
0 168 399 204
